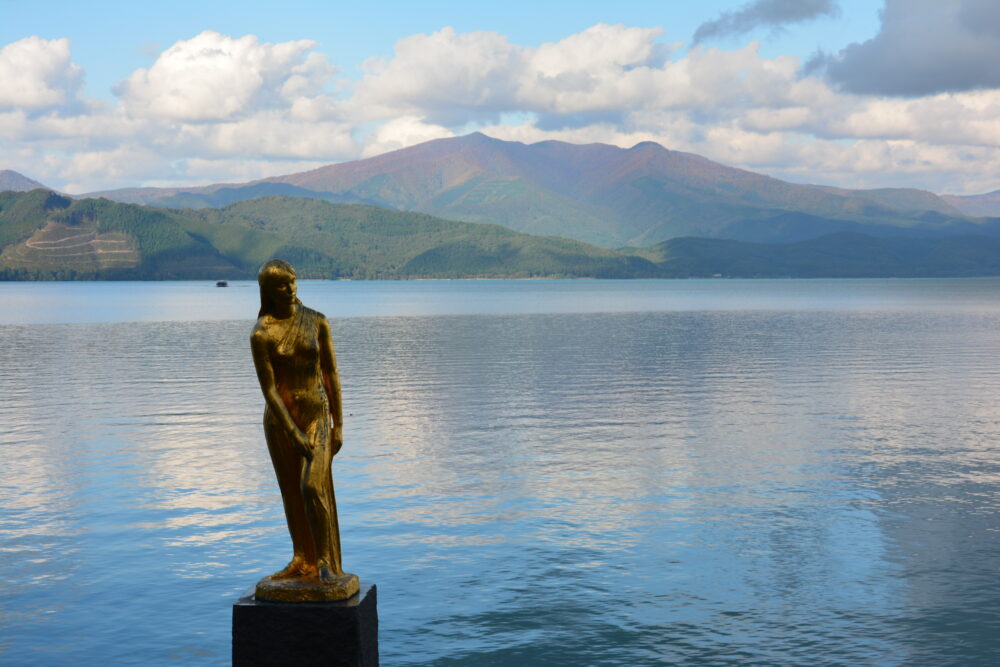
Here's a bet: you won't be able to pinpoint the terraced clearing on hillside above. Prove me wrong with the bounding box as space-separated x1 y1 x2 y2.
1 219 139 271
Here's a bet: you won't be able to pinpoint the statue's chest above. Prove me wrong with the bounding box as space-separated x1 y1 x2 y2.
271 323 319 363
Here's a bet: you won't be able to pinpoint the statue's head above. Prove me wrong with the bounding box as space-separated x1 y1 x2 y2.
258 259 300 317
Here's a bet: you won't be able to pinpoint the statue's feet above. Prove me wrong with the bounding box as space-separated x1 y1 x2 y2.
269 557 313 580
256 567 360 602
317 563 342 583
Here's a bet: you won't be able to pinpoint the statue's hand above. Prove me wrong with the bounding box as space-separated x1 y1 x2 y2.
290 427 313 460
331 425 344 457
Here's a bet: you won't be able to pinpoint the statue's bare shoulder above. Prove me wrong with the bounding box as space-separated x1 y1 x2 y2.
301 305 327 321
250 318 270 346
299 306 332 337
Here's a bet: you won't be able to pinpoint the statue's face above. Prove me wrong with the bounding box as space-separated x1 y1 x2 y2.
267 271 297 307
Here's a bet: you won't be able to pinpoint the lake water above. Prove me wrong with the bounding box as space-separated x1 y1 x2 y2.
1 279 999 665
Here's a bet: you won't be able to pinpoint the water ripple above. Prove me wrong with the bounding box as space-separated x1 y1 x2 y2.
2 290 1000 664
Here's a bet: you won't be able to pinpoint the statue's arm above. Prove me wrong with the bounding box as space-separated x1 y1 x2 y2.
251 328 312 459
318 317 344 454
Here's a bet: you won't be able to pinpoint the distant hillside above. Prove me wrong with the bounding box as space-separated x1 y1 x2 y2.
715 210 1000 244
87 181 382 209
640 233 1000 278
84 133 977 248
0 190 240 279
5 190 1000 280
0 190 656 280
182 195 658 279
0 170 47 192
941 190 1000 218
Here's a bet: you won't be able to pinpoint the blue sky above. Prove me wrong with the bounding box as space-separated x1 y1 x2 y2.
3 1 999 195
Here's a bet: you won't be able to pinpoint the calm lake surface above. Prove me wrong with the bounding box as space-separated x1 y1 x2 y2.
1 279 999 665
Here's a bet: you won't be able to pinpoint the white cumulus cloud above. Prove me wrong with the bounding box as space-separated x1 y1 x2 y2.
117 31 336 121
0 37 84 112
354 27 805 120
354 27 523 124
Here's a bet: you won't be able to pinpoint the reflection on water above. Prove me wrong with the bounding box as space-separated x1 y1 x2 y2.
1 281 1000 664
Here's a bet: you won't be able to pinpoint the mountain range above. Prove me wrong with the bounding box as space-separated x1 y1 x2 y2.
80 133 1000 248
5 133 1000 280
4 188 1000 280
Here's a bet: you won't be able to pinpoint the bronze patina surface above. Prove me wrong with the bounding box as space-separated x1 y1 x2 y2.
250 259 359 602
255 571 360 603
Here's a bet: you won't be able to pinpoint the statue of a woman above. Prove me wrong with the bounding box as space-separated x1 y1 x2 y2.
250 259 359 602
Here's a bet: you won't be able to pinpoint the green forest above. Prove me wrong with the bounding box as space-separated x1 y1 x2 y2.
4 189 1000 280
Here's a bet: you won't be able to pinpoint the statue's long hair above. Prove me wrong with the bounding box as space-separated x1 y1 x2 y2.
257 259 303 318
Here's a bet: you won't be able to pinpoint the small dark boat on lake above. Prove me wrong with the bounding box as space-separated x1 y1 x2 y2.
216 280 228 287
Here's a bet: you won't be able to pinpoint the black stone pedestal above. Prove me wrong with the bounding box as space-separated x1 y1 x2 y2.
233 583 378 666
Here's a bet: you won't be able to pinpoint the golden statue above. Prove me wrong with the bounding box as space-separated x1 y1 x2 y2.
250 259 359 602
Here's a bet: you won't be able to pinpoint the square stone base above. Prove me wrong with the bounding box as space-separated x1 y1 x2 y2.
233 583 378 666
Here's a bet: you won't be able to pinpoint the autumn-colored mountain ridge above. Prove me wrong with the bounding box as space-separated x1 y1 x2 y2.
942 189 1000 218
84 133 979 248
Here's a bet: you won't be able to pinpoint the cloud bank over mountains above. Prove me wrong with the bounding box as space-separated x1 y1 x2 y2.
817 0 1000 96
3 1 1000 195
